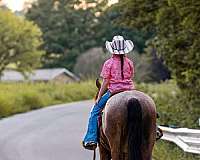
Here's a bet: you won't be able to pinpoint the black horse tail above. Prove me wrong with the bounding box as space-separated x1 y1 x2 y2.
127 98 142 160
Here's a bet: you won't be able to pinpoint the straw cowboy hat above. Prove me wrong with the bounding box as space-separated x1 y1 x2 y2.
105 35 134 54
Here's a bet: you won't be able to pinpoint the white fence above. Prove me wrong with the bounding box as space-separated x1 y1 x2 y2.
159 126 200 154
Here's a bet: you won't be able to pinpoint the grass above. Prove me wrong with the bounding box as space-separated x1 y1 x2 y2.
0 81 97 118
0 80 199 127
153 141 200 160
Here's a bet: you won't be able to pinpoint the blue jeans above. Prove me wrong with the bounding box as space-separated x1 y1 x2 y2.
83 91 111 143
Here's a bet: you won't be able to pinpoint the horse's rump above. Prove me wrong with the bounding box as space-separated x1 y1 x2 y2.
100 90 156 160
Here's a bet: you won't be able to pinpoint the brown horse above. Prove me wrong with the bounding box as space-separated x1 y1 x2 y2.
96 80 157 160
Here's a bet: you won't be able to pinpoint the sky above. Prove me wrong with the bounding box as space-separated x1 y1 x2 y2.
2 0 119 11
2 0 27 11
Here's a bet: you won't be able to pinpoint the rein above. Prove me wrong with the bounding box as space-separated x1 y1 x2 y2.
93 148 96 160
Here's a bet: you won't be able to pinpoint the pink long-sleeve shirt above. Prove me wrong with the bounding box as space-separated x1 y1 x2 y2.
100 55 135 93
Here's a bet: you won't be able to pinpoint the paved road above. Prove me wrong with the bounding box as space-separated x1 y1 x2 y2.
0 100 99 160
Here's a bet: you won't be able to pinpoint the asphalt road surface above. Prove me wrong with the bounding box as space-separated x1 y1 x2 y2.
0 100 99 160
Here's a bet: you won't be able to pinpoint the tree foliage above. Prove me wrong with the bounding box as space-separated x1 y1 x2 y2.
26 0 153 70
74 47 109 79
117 0 200 101
26 0 105 70
95 6 153 53
131 47 170 83
26 0 170 83
0 9 44 74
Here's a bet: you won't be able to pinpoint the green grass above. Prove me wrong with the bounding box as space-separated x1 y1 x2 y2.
153 141 200 160
0 80 199 159
0 81 97 118
0 80 199 127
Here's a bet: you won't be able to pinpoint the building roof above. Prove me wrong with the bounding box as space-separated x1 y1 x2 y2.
0 68 80 82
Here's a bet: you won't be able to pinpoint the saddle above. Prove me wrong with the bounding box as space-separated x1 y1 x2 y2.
97 90 123 129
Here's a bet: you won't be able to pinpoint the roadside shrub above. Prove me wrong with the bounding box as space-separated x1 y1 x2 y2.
0 80 198 128
21 91 51 110
0 81 97 118
0 94 14 118
137 81 199 128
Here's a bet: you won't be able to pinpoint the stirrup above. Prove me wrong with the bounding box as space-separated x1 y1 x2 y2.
156 127 163 141
82 141 97 150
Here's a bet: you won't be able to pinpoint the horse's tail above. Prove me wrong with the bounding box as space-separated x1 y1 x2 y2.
127 98 142 160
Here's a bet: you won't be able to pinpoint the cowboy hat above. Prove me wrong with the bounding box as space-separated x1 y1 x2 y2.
105 35 134 54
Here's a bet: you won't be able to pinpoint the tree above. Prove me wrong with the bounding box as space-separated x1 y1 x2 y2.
26 0 105 70
116 0 200 101
94 6 152 53
95 2 170 82
155 0 200 102
0 10 44 74
74 47 109 79
26 0 151 70
26 0 170 83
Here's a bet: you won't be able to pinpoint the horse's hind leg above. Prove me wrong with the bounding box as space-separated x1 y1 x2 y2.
142 111 156 160
99 127 111 160
108 138 122 160
106 129 123 160
99 143 111 160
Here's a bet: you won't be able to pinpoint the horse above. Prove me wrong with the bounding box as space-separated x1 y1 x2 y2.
95 79 157 160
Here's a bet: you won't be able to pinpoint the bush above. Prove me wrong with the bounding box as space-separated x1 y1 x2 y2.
0 94 14 118
0 81 97 118
0 80 198 128
137 81 200 128
21 91 50 110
